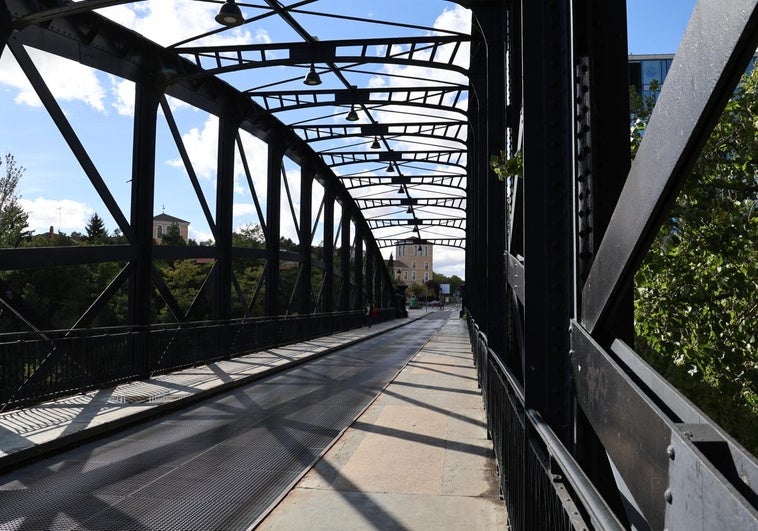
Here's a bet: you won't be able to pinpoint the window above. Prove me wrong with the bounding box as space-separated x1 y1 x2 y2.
156 225 163 238
424 272 429 281
424 262 429 270
403 271 408 280
411 271 416 281
412 261 416 269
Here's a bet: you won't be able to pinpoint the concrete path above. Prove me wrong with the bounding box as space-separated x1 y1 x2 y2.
257 313 506 530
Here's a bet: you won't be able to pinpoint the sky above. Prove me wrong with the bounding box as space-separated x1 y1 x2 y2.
0 0 698 280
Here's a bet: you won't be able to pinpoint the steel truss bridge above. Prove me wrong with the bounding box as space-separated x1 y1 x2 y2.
1 1 757 529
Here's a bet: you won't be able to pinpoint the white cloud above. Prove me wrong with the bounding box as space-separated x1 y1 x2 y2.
189 226 214 243
166 115 219 179
0 47 106 111
99 0 269 51
20 197 93 234
233 203 258 218
110 77 135 116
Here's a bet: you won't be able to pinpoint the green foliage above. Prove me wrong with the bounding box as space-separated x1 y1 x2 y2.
85 213 108 243
633 72 758 453
0 153 31 248
161 223 185 246
233 223 265 248
432 272 464 293
408 283 426 298
424 279 441 299
387 253 396 287
156 259 213 321
489 149 522 182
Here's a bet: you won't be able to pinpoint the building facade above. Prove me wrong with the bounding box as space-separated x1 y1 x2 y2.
629 53 757 104
152 213 190 243
389 239 433 285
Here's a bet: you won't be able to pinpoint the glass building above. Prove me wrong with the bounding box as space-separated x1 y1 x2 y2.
629 53 758 104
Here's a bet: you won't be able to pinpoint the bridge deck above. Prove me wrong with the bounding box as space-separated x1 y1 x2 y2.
0 309 505 530
258 310 505 530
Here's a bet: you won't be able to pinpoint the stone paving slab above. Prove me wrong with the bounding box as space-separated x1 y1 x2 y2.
257 314 507 531
0 311 431 471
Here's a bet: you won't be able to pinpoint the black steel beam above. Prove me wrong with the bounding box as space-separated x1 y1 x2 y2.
0 1 11 54
298 164 314 314
128 80 159 327
572 321 758 530
8 36 133 241
215 112 239 320
160 96 218 239
581 0 758 333
338 212 351 311
265 139 284 316
321 188 334 313
354 226 364 311
0 245 135 270
521 0 574 443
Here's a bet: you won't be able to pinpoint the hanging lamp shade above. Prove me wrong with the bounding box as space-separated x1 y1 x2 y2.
345 105 360 122
387 162 395 173
406 206 412 214
303 64 322 86
215 0 244 26
370 136 381 149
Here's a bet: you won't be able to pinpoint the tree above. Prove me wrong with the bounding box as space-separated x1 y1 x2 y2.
85 213 108 243
424 279 441 300
161 223 185 246
0 153 30 247
633 72 758 453
233 223 265 247
387 253 396 286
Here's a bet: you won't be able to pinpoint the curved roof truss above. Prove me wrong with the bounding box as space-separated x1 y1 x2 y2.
5 0 475 261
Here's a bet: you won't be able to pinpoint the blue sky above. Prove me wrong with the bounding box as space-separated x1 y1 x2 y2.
0 1 698 279
627 0 696 54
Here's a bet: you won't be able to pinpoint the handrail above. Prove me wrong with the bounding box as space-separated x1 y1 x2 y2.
527 409 625 531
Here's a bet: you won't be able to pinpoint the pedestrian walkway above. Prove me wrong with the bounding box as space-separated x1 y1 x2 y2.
0 310 431 472
257 313 506 530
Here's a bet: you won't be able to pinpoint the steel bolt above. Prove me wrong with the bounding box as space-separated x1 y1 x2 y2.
664 488 673 504
667 445 675 460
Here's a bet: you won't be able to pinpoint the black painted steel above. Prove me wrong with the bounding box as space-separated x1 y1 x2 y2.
4 0 758 529
0 311 399 412
0 315 448 530
582 0 758 333
468 317 621 531
520 0 574 446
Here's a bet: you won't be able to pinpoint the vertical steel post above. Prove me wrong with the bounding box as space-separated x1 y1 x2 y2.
322 188 334 313
354 226 364 311
472 1 508 355
466 92 482 320
129 81 159 327
215 113 238 321
366 247 375 308
338 212 351 311
521 0 574 444
265 139 284 316
0 3 11 56
573 0 633 345
572 0 633 522
298 164 314 314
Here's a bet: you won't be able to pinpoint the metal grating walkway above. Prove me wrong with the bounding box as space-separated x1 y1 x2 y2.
0 314 449 530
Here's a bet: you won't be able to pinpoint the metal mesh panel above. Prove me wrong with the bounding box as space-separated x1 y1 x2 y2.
0 315 448 530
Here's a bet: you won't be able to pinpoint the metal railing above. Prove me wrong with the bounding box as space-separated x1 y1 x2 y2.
467 314 623 531
0 309 395 411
